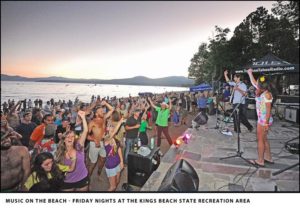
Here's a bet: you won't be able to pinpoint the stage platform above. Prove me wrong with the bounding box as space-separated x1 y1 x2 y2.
141 115 299 191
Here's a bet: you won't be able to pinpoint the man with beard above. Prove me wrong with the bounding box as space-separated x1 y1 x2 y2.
1 112 22 145
87 100 114 177
1 130 31 191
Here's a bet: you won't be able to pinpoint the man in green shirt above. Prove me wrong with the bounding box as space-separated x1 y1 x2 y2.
148 97 173 147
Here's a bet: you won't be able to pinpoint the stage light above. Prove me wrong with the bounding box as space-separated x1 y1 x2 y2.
174 138 182 148
174 134 191 148
182 133 191 144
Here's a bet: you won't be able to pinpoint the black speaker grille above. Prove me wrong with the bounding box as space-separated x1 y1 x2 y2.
158 159 199 191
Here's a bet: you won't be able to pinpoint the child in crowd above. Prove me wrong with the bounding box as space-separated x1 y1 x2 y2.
197 91 209 129
139 112 152 145
172 106 180 127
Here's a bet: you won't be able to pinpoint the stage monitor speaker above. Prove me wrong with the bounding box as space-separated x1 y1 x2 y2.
193 111 208 125
128 147 160 187
158 159 199 192
285 107 299 123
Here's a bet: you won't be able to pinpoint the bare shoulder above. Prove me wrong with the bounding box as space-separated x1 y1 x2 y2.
265 91 273 100
10 146 29 157
12 146 28 152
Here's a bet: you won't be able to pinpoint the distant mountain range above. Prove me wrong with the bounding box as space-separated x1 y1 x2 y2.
1 74 194 87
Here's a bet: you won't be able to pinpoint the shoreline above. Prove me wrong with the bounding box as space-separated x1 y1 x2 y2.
1 81 190 104
1 79 192 88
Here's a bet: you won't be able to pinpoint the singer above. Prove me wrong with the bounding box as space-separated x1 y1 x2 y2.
224 70 254 133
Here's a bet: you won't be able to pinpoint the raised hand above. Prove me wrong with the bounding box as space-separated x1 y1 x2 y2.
247 68 253 74
77 110 85 118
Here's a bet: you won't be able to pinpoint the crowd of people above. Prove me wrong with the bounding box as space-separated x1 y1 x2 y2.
1 68 275 192
1 91 215 192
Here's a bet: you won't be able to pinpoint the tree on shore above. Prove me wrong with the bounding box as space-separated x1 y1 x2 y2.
188 1 299 88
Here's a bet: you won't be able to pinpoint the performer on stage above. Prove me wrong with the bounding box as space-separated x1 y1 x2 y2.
247 68 274 167
224 70 254 133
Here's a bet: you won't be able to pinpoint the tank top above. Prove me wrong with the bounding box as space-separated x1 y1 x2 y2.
63 143 88 183
255 91 273 126
104 143 120 169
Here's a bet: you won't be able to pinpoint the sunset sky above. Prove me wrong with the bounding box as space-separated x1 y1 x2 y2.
1 1 275 79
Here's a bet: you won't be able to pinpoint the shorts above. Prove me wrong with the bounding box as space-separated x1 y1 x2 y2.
258 116 273 127
88 141 106 163
105 164 121 177
61 176 89 190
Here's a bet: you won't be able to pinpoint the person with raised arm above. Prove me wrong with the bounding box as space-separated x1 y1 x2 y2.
139 107 152 145
247 68 274 167
103 116 126 191
87 100 114 177
224 69 253 133
148 96 173 147
55 110 89 191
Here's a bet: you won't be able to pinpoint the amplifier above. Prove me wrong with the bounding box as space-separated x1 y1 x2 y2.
284 107 299 123
127 147 160 187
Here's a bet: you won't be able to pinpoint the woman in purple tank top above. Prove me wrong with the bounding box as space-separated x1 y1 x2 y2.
55 110 89 191
104 115 125 191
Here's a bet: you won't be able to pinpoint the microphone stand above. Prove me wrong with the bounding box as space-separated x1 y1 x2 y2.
220 89 251 131
209 82 224 129
219 95 255 167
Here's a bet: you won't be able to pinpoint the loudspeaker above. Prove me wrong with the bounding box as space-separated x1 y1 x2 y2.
285 107 299 123
128 147 160 187
158 159 199 192
193 111 208 125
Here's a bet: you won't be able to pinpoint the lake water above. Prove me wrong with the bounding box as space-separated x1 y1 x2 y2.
1 81 189 103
